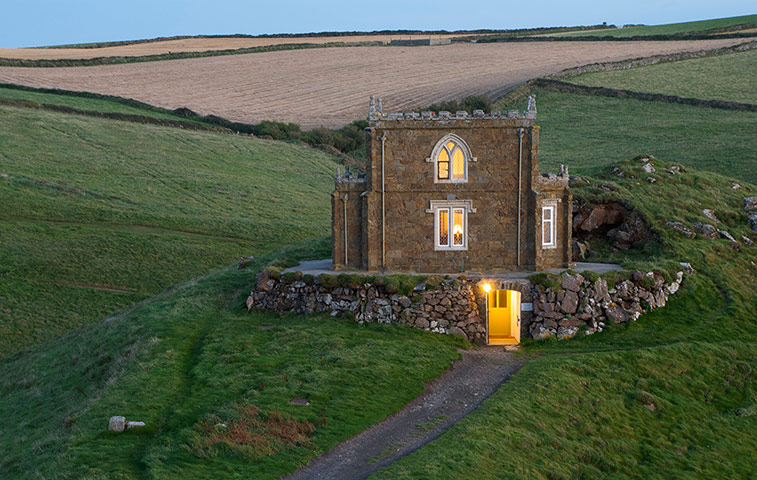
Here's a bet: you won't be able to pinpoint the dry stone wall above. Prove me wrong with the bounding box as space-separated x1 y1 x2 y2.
248 271 488 343
247 268 685 344
529 270 685 341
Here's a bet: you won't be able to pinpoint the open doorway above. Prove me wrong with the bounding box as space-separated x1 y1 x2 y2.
487 289 521 345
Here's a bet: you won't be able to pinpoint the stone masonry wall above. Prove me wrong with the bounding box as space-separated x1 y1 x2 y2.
529 270 686 340
247 268 685 344
248 271 489 343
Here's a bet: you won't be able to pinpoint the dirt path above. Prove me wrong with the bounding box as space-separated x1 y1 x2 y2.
283 347 526 480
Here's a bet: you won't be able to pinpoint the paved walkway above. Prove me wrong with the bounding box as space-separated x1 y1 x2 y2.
285 259 622 278
282 348 526 480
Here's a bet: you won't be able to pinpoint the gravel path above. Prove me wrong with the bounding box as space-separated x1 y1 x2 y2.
283 347 526 480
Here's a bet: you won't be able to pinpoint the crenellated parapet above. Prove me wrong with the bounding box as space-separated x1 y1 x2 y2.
368 95 538 124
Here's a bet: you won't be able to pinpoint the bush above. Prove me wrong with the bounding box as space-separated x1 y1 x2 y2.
582 270 601 284
319 274 339 288
528 272 563 290
303 274 315 285
384 277 400 294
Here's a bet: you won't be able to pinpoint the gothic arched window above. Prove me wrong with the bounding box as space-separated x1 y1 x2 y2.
426 134 475 183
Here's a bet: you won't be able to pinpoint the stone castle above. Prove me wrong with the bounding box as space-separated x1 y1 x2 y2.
332 96 572 273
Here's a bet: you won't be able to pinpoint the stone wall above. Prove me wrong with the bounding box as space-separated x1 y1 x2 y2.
247 268 685 344
529 270 685 340
248 271 490 343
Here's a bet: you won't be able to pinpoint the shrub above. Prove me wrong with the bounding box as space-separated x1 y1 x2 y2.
529 272 563 290
384 277 400 294
582 270 601 284
303 274 315 285
319 274 339 288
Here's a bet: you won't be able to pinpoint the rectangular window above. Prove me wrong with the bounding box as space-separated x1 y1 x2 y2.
438 208 449 246
435 206 467 250
542 205 556 248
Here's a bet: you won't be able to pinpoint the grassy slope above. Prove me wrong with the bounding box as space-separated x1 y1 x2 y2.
557 14 757 37
494 89 757 183
0 85 205 123
374 61 757 478
0 104 338 357
567 49 757 104
0 240 465 479
372 157 757 480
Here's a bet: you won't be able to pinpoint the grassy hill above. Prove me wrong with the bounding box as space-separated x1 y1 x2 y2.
555 14 757 37
0 240 465 479
371 156 757 479
494 89 757 183
566 49 757 104
0 103 339 357
2 34 757 478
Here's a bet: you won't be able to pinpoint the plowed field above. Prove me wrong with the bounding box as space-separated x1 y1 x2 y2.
0 39 746 127
0 34 474 60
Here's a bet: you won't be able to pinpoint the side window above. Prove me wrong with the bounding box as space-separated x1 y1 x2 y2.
542 205 556 248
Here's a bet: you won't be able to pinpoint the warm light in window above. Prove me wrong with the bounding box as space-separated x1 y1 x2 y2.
452 148 465 179
453 209 464 246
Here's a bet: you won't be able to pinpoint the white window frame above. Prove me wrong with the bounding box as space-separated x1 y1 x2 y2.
542 204 557 249
425 134 476 184
426 200 476 251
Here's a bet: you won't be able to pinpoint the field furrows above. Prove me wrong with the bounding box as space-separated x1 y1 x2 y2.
0 34 477 60
0 39 746 127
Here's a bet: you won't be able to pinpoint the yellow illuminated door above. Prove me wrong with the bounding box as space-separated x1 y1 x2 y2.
488 290 521 345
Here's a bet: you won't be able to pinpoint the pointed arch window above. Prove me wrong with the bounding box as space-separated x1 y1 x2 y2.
426 134 475 183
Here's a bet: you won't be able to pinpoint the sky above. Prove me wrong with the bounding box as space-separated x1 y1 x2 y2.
1 0 755 48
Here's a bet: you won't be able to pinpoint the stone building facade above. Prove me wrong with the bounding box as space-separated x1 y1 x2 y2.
332 96 572 273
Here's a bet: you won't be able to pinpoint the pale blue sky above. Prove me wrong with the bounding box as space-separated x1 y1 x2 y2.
1 0 754 48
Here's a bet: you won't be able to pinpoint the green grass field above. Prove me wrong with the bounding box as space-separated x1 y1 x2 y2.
0 104 339 357
555 14 757 37
0 240 465 479
0 84 206 124
371 157 757 480
494 89 757 183
566 49 757 104
2 47 757 479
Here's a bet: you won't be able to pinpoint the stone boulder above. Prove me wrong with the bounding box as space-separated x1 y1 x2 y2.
580 206 607 231
605 304 629 323
557 325 579 340
560 290 579 314
447 326 468 341
718 230 738 243
666 221 695 239
744 197 757 211
532 325 552 340
702 209 720 223
593 278 611 302
748 212 757 232
693 222 718 239
108 416 126 432
561 272 584 292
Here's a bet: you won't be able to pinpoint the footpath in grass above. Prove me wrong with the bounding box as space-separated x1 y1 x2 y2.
0 240 465 479
494 89 757 183
566 49 757 105
0 104 339 357
370 157 757 479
